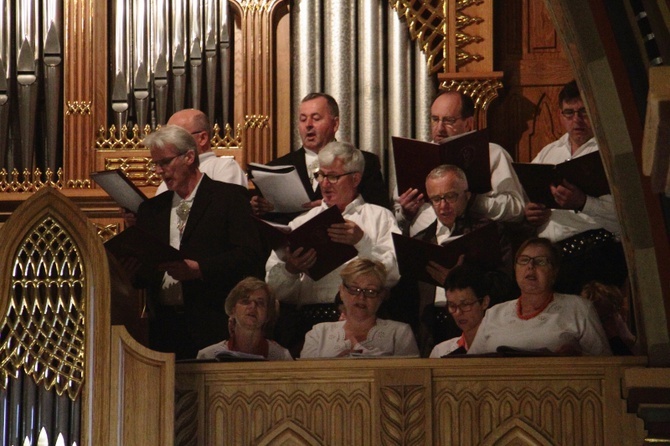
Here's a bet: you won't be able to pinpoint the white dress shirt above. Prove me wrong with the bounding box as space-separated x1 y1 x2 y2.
531 134 620 242
265 195 401 305
156 152 248 195
395 142 525 236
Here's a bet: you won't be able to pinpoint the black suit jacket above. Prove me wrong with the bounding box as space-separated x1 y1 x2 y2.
136 175 265 358
268 147 390 208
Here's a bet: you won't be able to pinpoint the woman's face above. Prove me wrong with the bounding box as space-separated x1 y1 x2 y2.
232 288 269 330
340 272 385 320
515 244 557 295
445 287 488 334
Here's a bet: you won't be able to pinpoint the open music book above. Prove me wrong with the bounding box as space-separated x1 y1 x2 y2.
248 163 312 213
513 151 610 208
392 129 492 196
104 225 184 268
255 205 358 281
91 169 148 213
392 223 502 287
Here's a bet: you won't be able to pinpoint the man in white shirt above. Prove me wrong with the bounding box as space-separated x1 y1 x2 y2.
250 93 389 223
395 90 525 236
155 108 248 194
265 141 400 352
524 80 626 294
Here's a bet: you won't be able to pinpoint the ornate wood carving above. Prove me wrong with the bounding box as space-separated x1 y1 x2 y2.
176 358 647 445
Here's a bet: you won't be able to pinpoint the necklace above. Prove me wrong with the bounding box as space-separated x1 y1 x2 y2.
516 294 554 320
176 199 191 234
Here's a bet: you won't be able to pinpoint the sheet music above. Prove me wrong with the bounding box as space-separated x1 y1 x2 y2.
248 163 312 213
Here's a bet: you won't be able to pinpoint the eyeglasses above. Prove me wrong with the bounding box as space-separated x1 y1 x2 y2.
238 297 267 308
190 130 206 136
429 192 464 205
343 282 382 298
515 255 552 267
314 171 357 184
446 298 482 314
431 116 462 127
148 153 185 171
560 107 588 119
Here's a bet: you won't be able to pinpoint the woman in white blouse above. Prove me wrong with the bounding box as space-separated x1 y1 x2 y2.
300 259 419 358
197 277 293 360
468 238 611 356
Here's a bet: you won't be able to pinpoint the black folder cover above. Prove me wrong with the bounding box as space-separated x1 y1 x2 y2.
392 129 492 196
513 151 610 208
91 169 148 213
392 223 501 286
255 206 358 281
104 226 184 268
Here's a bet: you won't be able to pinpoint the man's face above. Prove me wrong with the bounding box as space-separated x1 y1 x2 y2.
167 110 209 154
317 157 361 209
559 97 594 149
425 173 470 228
149 143 194 193
430 93 474 143
298 97 339 152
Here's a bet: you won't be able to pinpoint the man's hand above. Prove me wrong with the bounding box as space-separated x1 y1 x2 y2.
525 202 552 226
158 259 203 281
550 179 587 210
426 255 463 286
121 208 137 227
398 188 425 221
285 246 317 274
302 199 322 209
250 196 275 215
328 220 364 245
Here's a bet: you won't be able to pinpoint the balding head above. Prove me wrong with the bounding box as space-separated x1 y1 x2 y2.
167 109 212 154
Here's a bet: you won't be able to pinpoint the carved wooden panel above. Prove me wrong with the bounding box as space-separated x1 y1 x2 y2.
488 0 573 162
175 358 646 446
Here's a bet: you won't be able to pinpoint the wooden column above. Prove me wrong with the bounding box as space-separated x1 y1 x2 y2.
230 0 288 165
63 0 108 183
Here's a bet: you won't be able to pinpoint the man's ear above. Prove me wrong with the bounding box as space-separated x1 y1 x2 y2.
185 149 197 165
333 116 340 133
352 172 362 188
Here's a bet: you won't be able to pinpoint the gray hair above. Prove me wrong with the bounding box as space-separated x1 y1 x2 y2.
143 125 199 167
318 141 365 173
426 164 469 189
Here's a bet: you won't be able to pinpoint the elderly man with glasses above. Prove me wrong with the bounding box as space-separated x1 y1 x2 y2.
265 141 400 354
154 108 248 194
395 90 525 236
397 164 515 356
523 80 626 294
132 125 264 359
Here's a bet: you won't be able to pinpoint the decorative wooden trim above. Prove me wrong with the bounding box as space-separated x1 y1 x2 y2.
109 326 174 446
438 72 505 128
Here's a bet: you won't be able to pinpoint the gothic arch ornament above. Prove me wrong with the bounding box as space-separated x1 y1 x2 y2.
480 418 555 446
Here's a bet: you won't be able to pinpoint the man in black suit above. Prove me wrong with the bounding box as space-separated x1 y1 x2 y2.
134 125 264 359
250 93 389 221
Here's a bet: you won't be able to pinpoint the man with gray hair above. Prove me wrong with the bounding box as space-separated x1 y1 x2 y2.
265 141 400 352
132 125 264 359
251 92 389 221
394 164 515 355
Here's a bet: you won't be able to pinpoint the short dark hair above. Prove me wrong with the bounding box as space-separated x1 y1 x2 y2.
433 90 475 119
445 264 490 299
301 92 340 118
558 80 581 107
